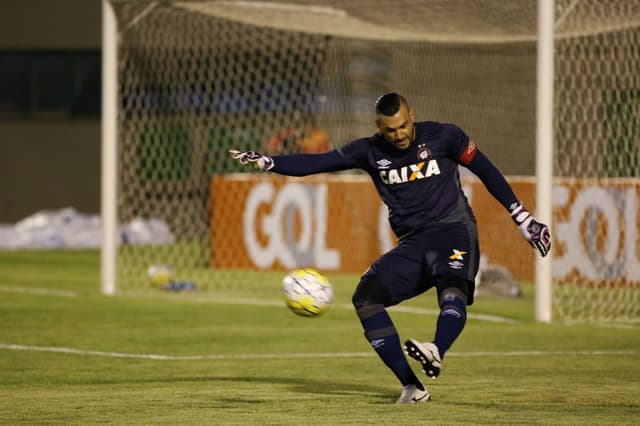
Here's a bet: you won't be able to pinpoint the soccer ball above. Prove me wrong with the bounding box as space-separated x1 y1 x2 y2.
282 268 334 317
147 263 174 286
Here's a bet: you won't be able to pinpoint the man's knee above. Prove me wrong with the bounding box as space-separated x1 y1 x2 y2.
435 274 471 306
352 275 392 311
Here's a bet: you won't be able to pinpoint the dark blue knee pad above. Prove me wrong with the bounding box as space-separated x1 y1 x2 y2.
435 274 472 306
352 275 392 311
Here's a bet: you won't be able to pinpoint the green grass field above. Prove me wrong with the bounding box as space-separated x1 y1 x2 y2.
1 250 639 425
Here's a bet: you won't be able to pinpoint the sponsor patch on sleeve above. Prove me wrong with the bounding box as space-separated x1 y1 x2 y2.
458 140 477 165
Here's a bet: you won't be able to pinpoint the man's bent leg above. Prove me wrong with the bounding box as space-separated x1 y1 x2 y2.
405 274 468 378
433 274 469 357
353 275 425 392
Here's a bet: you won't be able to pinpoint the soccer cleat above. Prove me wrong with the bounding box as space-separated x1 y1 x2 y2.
396 385 431 404
404 339 442 379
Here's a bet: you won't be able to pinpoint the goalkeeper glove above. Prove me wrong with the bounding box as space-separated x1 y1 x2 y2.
229 149 274 171
509 203 551 257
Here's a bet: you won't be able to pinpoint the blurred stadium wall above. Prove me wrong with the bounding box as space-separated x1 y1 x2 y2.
0 0 101 222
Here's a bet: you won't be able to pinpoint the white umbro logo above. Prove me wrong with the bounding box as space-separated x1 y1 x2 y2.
371 339 385 348
376 159 392 169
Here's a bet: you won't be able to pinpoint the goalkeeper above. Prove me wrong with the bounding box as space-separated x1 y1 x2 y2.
230 93 551 404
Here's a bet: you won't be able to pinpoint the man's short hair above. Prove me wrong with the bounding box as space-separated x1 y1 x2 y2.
375 92 406 116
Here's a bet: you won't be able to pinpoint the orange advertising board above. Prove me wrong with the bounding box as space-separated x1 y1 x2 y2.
211 174 385 274
211 174 640 285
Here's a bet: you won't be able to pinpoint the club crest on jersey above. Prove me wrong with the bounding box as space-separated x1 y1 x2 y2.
417 147 431 161
379 159 441 185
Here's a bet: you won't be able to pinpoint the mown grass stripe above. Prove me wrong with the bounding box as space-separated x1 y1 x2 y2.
0 285 78 297
1 343 636 361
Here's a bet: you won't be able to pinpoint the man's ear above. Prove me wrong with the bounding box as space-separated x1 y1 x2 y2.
409 109 416 122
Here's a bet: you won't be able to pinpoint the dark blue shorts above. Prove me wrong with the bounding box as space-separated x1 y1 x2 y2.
363 221 479 306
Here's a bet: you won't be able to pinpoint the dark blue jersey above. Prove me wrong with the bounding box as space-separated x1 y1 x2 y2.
338 121 475 238
270 121 518 239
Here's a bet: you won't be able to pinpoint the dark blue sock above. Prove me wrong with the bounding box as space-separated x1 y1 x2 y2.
433 296 467 358
359 306 423 389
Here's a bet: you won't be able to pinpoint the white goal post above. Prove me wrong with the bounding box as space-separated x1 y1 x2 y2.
536 0 554 322
101 0 118 296
102 0 640 324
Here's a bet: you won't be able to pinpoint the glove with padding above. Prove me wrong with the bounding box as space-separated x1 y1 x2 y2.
509 203 551 257
229 149 274 171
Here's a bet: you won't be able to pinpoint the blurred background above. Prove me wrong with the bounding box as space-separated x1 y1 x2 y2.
0 0 102 222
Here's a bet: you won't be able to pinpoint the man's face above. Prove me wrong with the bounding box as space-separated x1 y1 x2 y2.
375 103 416 150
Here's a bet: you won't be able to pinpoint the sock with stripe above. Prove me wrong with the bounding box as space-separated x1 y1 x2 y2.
357 304 424 389
433 295 467 358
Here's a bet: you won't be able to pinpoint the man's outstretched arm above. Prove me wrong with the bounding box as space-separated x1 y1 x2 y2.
465 150 551 257
229 149 352 176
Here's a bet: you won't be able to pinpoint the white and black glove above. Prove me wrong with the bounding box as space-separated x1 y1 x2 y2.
229 149 274 171
510 203 551 257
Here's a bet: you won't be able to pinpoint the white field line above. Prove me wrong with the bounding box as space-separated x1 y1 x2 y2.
192 297 518 324
388 305 518 324
0 285 78 297
0 343 637 361
6 286 638 328
0 285 514 323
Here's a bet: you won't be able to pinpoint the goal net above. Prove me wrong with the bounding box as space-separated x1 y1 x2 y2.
105 0 640 324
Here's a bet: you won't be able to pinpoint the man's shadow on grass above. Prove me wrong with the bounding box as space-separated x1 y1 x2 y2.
207 375 396 404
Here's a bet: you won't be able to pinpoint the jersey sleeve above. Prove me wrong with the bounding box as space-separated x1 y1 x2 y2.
445 124 477 165
336 137 371 170
466 150 518 211
271 150 352 176
270 137 369 176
